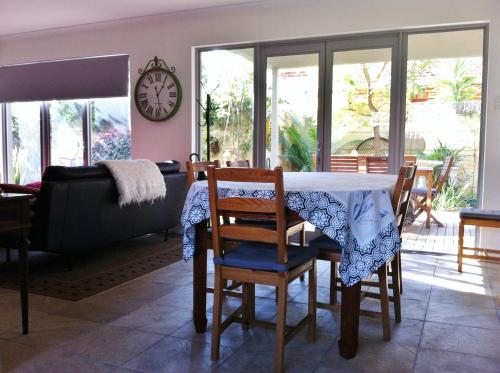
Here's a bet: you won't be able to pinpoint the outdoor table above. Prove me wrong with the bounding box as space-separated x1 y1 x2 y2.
181 172 400 359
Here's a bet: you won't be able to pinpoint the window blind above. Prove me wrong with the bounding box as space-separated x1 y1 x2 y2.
0 54 129 103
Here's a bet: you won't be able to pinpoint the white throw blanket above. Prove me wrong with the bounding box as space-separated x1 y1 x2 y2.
97 159 166 207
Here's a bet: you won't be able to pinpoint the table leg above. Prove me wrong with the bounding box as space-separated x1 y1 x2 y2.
425 171 432 228
18 238 29 335
338 281 361 359
193 221 208 333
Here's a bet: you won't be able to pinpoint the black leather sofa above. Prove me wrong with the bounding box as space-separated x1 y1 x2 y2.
28 161 187 256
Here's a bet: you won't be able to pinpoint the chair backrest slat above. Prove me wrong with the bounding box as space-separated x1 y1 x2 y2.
366 156 389 174
330 155 359 173
226 160 251 168
208 166 288 263
392 165 417 234
186 160 220 186
434 155 454 193
403 155 417 166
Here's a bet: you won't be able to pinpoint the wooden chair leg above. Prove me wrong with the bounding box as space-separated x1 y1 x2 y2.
275 277 288 373
330 261 337 305
211 266 223 361
398 252 403 294
390 258 402 323
299 228 306 282
242 283 250 331
248 283 255 326
377 264 391 341
308 260 317 342
458 220 464 272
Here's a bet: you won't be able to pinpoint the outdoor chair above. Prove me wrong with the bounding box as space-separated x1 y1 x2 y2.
366 156 389 174
208 166 317 372
329 155 359 173
411 155 454 227
226 160 251 167
308 165 417 341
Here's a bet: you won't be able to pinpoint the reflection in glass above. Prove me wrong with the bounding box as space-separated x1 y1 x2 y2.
200 48 254 165
8 102 42 184
90 97 131 163
49 100 85 167
405 29 483 207
330 48 392 160
266 53 319 171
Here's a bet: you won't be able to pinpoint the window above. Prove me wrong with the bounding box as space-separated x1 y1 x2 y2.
199 48 254 165
1 97 131 184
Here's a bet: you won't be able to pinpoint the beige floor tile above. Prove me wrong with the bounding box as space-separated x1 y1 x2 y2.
414 348 500 373
426 301 500 329
123 335 234 373
111 302 193 335
429 286 496 308
0 312 100 349
60 324 164 366
420 322 500 358
0 339 47 372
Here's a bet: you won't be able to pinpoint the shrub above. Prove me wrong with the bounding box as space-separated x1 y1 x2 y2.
91 129 131 163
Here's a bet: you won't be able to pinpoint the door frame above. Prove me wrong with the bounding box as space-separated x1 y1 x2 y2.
256 42 326 169
323 35 402 173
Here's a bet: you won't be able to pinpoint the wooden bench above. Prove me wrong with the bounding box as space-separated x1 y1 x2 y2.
458 208 500 272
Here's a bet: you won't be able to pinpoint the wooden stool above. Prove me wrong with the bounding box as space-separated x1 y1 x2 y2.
458 208 500 272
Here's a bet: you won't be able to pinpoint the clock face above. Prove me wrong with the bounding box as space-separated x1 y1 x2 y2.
134 68 182 121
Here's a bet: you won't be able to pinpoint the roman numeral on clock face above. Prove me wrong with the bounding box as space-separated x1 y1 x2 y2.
167 83 175 90
169 91 177 97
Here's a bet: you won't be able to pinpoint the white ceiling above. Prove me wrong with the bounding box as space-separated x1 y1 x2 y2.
0 0 264 37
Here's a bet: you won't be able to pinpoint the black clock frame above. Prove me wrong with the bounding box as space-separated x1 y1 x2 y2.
134 56 182 122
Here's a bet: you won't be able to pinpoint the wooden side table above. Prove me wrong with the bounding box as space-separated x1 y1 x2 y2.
0 193 32 334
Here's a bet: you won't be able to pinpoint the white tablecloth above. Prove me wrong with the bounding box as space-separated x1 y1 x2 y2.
181 172 400 286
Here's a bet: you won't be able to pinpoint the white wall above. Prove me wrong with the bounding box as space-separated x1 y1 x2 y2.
1 0 499 242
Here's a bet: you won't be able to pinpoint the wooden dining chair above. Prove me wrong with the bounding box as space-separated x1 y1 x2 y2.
308 165 417 341
411 155 454 227
226 160 251 167
208 166 318 372
225 159 307 282
186 160 221 187
404 155 417 166
366 156 389 174
329 155 359 173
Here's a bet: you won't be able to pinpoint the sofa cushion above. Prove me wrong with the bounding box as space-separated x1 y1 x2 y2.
43 160 181 181
0 183 40 196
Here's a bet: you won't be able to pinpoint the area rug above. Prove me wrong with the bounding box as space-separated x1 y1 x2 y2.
0 233 182 301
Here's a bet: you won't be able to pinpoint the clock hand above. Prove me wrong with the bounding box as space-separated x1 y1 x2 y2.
157 74 169 96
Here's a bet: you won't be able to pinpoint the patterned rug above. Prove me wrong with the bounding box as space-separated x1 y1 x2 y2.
0 233 182 301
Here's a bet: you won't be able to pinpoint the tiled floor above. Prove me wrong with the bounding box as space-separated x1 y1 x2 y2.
1 217 500 372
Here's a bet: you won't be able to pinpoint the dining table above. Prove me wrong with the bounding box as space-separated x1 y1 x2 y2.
181 171 400 359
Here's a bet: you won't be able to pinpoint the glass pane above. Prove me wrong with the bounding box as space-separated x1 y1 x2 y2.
266 53 319 171
8 102 42 184
199 48 254 165
405 30 483 208
330 48 392 172
49 100 85 166
90 97 131 163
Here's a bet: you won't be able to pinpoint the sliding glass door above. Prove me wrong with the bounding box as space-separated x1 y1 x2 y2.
260 44 325 171
323 37 400 172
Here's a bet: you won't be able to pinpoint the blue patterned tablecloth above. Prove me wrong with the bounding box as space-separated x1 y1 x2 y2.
181 172 400 287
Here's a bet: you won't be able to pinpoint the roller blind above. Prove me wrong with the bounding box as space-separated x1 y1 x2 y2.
0 54 129 103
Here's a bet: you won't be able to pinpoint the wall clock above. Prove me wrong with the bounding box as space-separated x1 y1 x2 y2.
134 56 182 122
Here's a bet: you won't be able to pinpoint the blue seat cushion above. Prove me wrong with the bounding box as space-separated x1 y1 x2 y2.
213 242 318 272
460 208 500 221
412 187 437 197
308 234 341 252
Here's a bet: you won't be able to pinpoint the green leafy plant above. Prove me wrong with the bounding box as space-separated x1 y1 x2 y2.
432 184 470 211
425 140 464 162
279 117 316 171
